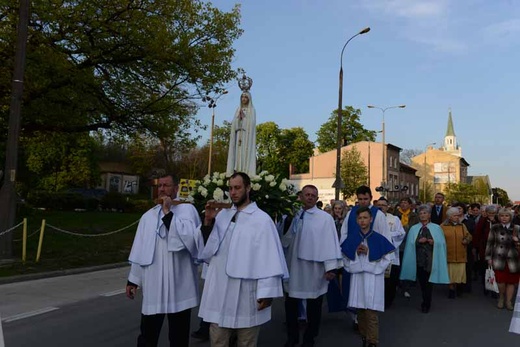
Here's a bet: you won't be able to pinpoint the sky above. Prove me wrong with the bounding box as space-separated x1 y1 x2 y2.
195 0 520 200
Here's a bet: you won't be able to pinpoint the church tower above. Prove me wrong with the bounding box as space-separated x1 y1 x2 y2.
443 108 461 157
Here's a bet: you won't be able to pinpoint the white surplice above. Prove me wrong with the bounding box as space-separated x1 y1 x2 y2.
282 207 343 299
128 204 203 315
384 213 406 266
198 202 288 329
344 246 393 312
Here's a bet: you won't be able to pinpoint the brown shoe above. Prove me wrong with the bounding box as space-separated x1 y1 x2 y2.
506 301 514 311
497 297 504 309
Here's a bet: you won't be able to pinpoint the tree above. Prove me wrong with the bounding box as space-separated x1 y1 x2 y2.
256 122 314 178
0 0 242 141
493 187 511 205
401 148 423 165
445 183 479 204
340 145 368 200
316 106 376 153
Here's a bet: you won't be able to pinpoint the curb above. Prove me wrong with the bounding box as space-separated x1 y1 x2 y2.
0 262 129 285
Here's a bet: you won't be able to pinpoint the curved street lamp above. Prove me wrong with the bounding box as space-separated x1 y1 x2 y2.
334 27 370 201
367 104 406 196
205 90 228 175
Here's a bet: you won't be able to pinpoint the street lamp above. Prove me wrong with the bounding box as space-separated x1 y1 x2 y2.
205 91 228 175
367 104 406 197
423 142 436 201
334 26 370 201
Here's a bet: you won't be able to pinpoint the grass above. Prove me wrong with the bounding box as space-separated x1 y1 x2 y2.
0 209 142 278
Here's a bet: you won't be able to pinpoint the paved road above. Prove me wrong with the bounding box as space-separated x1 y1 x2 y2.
0 267 518 346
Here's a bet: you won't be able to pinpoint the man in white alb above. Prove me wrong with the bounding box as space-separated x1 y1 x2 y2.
126 174 203 347
282 184 343 347
198 172 288 347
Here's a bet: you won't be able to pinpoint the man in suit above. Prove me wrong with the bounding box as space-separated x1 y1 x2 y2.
430 193 447 225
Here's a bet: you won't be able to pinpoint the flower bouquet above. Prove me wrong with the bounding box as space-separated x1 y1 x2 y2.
191 171 300 220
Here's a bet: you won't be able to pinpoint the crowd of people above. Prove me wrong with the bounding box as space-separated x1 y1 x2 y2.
125 173 520 347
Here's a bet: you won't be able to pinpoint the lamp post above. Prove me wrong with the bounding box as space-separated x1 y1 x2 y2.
334 27 370 201
423 142 436 201
206 91 228 175
367 104 406 197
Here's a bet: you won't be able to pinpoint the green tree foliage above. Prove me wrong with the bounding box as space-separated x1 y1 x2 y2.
493 187 511 205
256 122 313 178
316 106 377 153
340 145 368 200
0 0 242 138
25 132 100 191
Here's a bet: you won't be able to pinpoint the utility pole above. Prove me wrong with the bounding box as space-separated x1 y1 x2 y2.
0 0 30 259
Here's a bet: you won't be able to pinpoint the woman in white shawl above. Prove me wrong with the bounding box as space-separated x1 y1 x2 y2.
226 91 256 176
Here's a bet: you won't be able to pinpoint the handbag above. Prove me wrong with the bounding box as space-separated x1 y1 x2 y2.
485 266 499 293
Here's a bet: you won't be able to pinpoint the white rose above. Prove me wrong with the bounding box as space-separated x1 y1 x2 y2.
265 195 269 199
203 174 210 181
279 183 287 191
259 170 268 176
281 178 288 184
252 183 261 191
220 172 226 179
204 178 211 185
186 195 194 202
198 185 205 193
201 189 208 198
217 179 224 186
251 175 261 182
213 187 224 201
265 174 275 182
212 178 218 183
269 181 276 187
212 172 220 179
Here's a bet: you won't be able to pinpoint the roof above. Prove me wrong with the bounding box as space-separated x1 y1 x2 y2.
446 108 456 137
400 162 418 173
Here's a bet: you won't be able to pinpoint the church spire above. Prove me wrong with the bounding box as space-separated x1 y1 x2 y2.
445 108 455 137
443 108 461 157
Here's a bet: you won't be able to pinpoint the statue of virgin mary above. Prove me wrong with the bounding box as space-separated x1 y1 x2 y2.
226 74 256 176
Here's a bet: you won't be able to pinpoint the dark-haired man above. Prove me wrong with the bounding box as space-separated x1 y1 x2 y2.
430 193 447 225
198 172 288 347
126 174 203 347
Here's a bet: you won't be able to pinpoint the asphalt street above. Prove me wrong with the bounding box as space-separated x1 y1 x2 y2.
0 267 518 346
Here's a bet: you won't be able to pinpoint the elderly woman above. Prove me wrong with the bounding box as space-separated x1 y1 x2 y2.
473 205 498 295
331 200 348 238
485 208 520 310
441 207 472 298
400 204 450 313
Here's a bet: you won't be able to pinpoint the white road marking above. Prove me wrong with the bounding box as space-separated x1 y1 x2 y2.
100 289 126 297
2 307 59 323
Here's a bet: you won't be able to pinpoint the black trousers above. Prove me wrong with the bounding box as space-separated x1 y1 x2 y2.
137 309 191 347
285 295 323 344
385 264 400 308
417 267 433 309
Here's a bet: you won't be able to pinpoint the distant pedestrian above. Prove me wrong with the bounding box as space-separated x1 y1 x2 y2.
430 193 447 225
126 174 203 347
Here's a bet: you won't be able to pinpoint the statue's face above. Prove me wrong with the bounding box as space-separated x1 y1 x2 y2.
241 94 249 105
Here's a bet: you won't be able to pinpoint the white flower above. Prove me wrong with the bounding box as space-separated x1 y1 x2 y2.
213 187 224 201
220 172 226 179
265 195 269 199
203 174 210 181
251 175 261 182
252 183 261 191
212 178 218 183
269 181 277 187
212 172 220 179
259 170 268 176
198 185 205 193
281 178 289 184
186 195 194 203
201 189 208 198
265 174 275 182
216 179 224 186
279 183 287 191
204 178 211 185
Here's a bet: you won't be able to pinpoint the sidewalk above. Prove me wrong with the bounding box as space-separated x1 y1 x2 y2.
0 266 129 321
